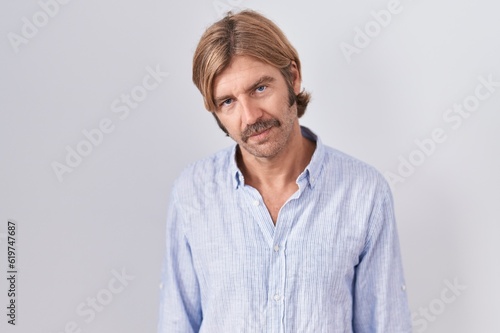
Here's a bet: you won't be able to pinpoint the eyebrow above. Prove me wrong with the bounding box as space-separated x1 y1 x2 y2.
214 75 276 106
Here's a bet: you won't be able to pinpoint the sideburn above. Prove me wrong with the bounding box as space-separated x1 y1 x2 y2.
280 67 298 109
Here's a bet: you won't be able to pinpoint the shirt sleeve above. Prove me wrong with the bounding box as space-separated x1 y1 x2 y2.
157 189 202 333
352 184 412 332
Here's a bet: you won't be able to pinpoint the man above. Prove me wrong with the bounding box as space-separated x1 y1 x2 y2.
158 10 412 332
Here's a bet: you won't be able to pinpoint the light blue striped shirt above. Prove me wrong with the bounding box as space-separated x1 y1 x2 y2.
158 127 412 332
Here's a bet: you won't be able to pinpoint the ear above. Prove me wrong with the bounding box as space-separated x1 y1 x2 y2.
289 61 301 95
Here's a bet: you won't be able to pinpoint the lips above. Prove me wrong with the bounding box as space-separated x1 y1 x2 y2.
250 127 271 137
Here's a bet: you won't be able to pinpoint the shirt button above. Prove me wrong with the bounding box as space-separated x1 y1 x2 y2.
401 285 406 291
273 245 279 252
273 294 282 302
253 200 259 206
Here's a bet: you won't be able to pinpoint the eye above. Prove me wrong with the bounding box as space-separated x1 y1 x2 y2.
256 85 267 92
221 98 233 106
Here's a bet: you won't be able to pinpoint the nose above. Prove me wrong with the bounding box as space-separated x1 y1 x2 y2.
239 97 263 125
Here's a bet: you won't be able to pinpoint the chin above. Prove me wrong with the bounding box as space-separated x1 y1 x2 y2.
242 142 285 159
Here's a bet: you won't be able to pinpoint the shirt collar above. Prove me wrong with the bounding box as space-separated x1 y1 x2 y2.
230 145 244 189
230 126 325 190
298 126 324 189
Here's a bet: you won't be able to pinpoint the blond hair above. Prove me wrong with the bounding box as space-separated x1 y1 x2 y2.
192 10 311 117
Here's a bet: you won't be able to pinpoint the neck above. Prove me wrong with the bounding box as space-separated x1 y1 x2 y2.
237 124 315 190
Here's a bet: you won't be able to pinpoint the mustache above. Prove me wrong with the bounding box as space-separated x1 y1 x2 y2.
241 119 280 142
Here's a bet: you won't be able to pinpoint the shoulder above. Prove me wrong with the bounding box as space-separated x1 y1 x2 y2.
171 145 235 197
320 145 391 197
318 145 395 236
168 146 236 225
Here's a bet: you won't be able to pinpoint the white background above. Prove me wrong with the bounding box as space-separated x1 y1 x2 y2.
1 0 499 332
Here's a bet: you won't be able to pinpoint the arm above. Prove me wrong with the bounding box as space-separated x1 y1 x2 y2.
352 185 412 332
157 190 202 333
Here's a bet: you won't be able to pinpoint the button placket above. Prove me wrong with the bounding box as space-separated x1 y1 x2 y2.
270 205 293 333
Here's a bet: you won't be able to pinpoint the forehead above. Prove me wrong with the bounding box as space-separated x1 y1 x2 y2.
213 56 282 96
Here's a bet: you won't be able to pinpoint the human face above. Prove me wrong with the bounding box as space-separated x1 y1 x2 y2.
213 56 301 159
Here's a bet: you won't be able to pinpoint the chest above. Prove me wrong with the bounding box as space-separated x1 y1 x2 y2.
260 186 298 224
261 193 291 224
187 195 367 291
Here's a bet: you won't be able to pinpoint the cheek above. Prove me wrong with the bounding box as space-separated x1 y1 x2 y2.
218 115 241 136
